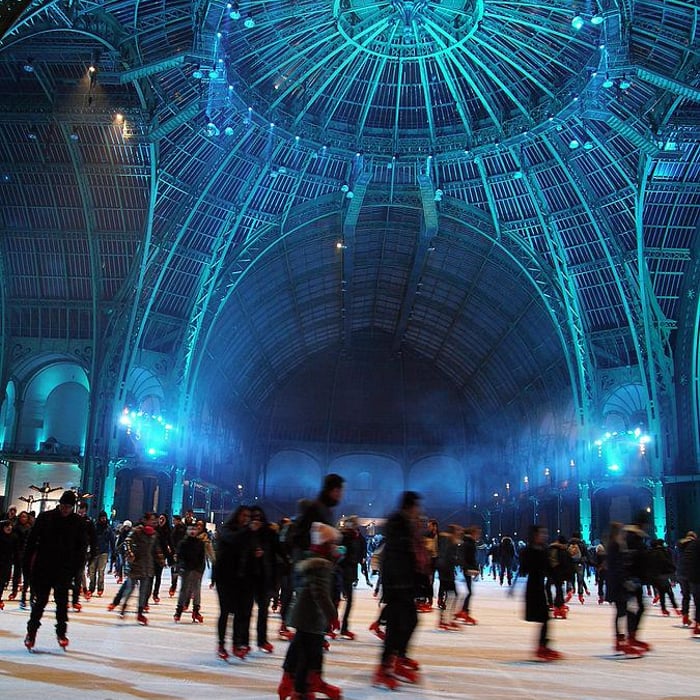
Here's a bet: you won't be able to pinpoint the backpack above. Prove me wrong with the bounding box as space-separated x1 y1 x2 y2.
567 542 582 562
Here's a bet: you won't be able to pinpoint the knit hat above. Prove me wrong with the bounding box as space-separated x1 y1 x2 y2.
59 490 77 506
310 522 341 547
122 519 133 529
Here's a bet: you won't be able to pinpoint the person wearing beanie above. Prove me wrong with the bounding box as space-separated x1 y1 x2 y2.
121 513 164 625
278 522 342 700
22 489 87 650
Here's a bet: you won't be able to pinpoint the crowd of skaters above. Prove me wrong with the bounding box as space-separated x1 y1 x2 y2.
2 481 700 697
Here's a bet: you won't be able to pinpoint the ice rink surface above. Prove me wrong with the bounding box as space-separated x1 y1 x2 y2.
0 574 698 699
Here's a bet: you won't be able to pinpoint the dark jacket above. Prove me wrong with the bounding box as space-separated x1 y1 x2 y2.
520 542 549 623
177 533 206 574
24 507 87 585
381 509 421 602
547 542 573 583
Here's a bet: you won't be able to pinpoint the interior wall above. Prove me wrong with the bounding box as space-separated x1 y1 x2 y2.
7 460 83 513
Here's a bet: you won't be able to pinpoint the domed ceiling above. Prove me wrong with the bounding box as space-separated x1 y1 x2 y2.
219 0 601 152
0 0 698 442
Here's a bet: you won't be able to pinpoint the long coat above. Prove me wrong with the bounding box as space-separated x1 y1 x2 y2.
520 543 549 623
24 507 86 586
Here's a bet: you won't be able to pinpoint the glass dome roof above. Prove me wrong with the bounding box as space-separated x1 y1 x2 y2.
216 0 601 153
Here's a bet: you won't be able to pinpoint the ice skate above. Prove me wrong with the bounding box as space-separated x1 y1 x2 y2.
277 672 294 700
368 620 385 640
372 664 398 691
24 629 37 651
57 634 69 650
308 671 342 699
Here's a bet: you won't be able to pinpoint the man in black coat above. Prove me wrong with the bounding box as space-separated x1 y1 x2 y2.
23 490 87 650
373 491 427 689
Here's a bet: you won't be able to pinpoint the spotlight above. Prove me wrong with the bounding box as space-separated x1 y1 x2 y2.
23 58 34 73
434 188 444 202
244 14 255 28
224 126 235 136
27 129 38 141
229 2 241 19
345 190 354 199
206 122 220 137
569 139 580 150
571 15 584 30
583 140 594 150
340 184 349 192
591 13 604 25
602 74 614 88
619 75 632 90
69 130 79 142
193 68 204 79
209 68 219 79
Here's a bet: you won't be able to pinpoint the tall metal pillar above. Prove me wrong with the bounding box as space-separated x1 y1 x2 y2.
651 478 667 540
578 482 592 543
171 464 186 517
102 458 120 520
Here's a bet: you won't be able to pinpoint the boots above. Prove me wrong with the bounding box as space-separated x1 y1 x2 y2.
368 621 385 640
372 663 398 691
552 606 568 619
628 633 651 651
393 657 419 683
693 622 700 636
615 633 640 655
192 606 203 623
307 671 341 699
24 627 37 650
277 672 294 700
173 605 182 622
535 645 563 661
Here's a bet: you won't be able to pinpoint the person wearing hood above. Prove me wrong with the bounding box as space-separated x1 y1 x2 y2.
122 512 164 625
22 490 87 650
278 521 342 700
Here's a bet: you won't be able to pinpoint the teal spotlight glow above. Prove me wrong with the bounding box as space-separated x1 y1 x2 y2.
571 15 584 30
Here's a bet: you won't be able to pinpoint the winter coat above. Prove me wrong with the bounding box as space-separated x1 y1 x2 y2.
547 542 573 584
177 534 206 574
24 507 87 585
436 532 461 585
623 525 650 585
647 543 675 587
461 534 479 575
124 525 163 579
677 536 697 580
287 554 337 635
94 520 115 557
382 509 423 603
339 528 365 585
0 528 19 579
605 538 626 603
520 543 549 623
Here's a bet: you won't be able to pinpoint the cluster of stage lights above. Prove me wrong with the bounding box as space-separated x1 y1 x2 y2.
594 428 651 474
119 408 174 458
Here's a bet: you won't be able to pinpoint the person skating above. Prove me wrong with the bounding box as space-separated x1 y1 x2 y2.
278 522 342 700
23 490 87 650
519 524 563 662
372 491 427 689
455 524 481 625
